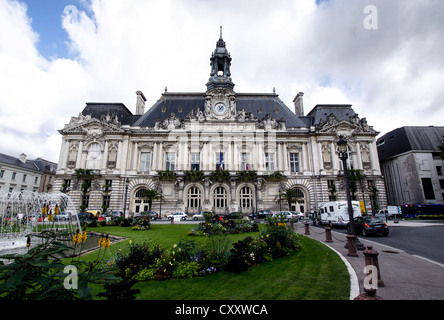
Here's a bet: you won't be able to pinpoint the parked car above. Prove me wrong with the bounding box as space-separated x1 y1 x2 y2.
273 211 299 221
290 211 305 220
106 210 124 218
347 216 389 237
167 212 187 221
54 212 71 221
192 213 204 221
77 212 95 223
249 210 273 220
193 211 214 221
86 210 101 217
223 212 243 220
136 211 159 220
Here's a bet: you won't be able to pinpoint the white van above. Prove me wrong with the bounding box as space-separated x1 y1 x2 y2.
315 201 362 227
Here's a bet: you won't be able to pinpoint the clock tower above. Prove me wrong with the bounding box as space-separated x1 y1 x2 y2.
205 27 237 120
206 26 235 91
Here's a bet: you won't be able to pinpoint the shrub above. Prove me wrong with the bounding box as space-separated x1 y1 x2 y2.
261 216 301 258
131 216 152 231
173 261 200 279
116 241 163 278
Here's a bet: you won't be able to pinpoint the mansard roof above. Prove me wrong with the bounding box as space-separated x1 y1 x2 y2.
306 104 356 126
133 92 308 128
81 103 139 126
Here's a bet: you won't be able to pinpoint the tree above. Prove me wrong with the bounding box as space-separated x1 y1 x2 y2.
279 188 303 210
142 189 164 211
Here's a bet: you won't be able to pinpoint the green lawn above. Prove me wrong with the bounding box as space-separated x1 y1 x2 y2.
84 224 350 300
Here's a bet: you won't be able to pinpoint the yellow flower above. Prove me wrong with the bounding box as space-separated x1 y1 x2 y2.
80 230 87 243
47 214 53 222
72 231 81 245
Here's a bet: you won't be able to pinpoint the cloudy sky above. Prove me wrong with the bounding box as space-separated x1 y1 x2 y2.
0 0 443 163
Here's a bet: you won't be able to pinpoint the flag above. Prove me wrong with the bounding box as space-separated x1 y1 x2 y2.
219 153 223 170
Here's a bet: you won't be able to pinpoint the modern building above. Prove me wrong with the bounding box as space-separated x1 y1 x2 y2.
0 153 57 194
377 126 444 205
54 29 386 217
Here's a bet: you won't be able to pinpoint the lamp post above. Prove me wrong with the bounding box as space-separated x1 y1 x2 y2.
337 136 356 235
337 136 364 251
123 178 129 218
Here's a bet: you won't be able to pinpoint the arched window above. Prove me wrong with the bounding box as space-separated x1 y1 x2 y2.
213 187 227 210
86 143 102 170
239 186 253 210
187 187 201 209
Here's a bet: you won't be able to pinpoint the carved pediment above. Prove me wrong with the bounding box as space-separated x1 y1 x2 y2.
154 113 184 130
317 113 378 135
60 113 124 135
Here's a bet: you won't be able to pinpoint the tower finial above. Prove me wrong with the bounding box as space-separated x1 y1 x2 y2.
220 25 223 40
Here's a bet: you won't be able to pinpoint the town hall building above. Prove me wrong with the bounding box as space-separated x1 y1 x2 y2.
54 29 387 217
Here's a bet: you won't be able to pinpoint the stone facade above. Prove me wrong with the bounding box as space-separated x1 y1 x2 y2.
54 30 386 217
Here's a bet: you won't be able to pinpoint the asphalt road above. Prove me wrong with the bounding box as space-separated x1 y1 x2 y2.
315 224 444 265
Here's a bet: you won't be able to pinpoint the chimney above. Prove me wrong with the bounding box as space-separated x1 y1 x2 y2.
19 153 27 163
136 91 147 115
293 92 304 116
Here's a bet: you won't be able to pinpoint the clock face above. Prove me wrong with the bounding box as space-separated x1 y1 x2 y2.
214 103 227 116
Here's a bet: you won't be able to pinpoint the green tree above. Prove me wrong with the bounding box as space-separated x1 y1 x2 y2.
142 189 164 211
279 188 303 210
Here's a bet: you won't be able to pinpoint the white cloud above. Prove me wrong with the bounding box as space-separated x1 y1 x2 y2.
0 0 443 163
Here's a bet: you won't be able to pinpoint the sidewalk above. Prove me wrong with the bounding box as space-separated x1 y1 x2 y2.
294 220 444 300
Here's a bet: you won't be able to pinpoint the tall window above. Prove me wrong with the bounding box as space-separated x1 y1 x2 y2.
86 143 102 170
216 152 225 170
239 186 253 210
191 153 200 171
265 153 275 171
140 152 151 172
213 186 227 209
241 153 250 171
187 187 201 209
289 153 300 173
165 152 176 171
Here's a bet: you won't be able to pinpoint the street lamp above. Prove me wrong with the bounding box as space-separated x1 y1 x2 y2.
337 135 364 251
123 178 129 218
337 136 355 234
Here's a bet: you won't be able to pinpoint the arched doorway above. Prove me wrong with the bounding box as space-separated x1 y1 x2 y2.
133 188 150 214
290 188 306 214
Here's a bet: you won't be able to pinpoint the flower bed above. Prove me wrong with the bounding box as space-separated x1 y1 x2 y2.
107 216 301 281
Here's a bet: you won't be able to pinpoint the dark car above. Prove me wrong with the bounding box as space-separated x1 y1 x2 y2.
249 210 273 220
347 216 389 237
137 211 159 220
223 212 243 220
77 212 95 223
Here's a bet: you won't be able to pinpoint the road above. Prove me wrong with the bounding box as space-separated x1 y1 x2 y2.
312 222 444 265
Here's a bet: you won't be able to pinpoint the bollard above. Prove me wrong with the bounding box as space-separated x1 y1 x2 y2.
354 286 384 300
290 219 295 230
325 226 333 243
304 222 310 235
171 217 174 224
363 246 384 287
346 234 358 257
